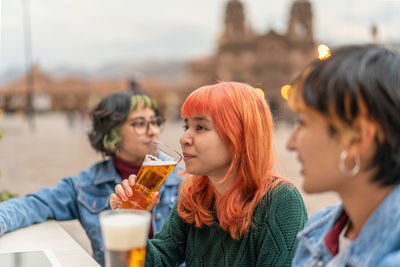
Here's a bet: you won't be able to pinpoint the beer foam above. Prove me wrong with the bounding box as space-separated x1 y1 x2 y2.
101 213 150 251
143 155 176 166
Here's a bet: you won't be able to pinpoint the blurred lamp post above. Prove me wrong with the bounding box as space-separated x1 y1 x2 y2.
21 0 35 131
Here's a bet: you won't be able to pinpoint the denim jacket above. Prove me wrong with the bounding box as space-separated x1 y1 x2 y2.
292 184 400 267
0 159 182 266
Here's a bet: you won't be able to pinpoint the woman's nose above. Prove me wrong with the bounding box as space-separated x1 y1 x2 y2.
286 126 299 151
180 132 193 146
146 123 159 136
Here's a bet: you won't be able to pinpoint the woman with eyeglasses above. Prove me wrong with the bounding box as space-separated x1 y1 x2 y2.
0 91 182 266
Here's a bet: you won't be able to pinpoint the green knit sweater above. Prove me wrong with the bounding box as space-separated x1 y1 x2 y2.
146 182 307 266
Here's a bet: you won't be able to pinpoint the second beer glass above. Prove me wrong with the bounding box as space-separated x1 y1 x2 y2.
99 209 151 267
121 140 182 210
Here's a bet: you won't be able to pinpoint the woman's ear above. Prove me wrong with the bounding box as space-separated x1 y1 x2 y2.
347 117 377 158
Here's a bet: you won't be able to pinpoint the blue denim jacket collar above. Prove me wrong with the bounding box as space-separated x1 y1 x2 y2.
297 184 400 266
93 159 121 185
297 202 343 263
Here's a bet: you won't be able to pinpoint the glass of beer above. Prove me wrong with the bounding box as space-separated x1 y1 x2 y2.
99 209 151 267
121 140 182 210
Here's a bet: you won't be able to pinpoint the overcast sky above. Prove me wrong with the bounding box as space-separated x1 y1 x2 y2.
1 0 399 73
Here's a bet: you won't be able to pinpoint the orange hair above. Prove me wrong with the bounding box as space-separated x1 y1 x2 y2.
177 81 281 239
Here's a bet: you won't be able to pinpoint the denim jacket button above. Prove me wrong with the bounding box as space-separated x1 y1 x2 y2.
155 213 161 220
316 261 323 267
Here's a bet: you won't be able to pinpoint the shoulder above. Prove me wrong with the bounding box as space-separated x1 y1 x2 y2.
251 179 308 255
253 179 307 229
306 205 339 226
77 160 109 175
263 179 305 211
295 203 341 243
379 250 400 267
75 159 116 185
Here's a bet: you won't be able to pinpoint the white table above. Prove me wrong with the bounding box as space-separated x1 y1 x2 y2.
0 220 100 267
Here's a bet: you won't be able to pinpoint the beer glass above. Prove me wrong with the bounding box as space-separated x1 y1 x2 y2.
99 209 151 267
121 140 182 210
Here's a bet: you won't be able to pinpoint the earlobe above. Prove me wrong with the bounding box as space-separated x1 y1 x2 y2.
347 117 377 157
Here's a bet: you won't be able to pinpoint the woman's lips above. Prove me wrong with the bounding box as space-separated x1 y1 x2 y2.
182 153 195 161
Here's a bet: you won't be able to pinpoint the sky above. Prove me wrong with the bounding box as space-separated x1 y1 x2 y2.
0 0 399 73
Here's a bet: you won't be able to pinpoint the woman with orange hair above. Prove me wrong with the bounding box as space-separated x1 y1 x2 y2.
110 81 307 266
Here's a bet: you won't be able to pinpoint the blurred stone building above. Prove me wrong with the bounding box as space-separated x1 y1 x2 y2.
0 0 318 122
186 0 316 120
0 65 176 118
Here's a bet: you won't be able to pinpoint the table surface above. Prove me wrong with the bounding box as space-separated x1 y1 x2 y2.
0 220 100 267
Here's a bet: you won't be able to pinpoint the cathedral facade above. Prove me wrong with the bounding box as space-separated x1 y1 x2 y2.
187 0 316 120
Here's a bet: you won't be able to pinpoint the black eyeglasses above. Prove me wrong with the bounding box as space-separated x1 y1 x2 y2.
131 116 165 135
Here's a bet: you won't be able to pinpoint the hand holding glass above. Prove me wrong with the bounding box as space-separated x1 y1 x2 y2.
121 140 182 210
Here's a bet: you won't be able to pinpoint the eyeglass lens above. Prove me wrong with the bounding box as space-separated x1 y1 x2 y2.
132 117 164 135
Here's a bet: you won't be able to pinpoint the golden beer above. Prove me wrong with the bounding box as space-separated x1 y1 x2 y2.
99 210 151 267
121 159 177 210
121 140 182 210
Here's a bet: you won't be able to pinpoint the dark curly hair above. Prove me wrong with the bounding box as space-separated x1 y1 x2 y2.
88 91 160 156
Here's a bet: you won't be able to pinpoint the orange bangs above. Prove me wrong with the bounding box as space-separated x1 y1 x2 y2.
181 82 259 149
181 84 211 118
181 83 241 143
178 81 280 240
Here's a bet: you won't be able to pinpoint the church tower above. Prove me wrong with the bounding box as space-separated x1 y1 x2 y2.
220 0 246 44
287 0 313 45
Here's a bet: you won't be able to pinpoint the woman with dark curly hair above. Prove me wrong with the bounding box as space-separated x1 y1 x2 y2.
0 91 182 266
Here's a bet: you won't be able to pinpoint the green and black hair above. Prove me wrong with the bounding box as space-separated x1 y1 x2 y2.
88 91 160 156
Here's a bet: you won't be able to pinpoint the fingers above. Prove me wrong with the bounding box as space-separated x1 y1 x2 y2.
115 183 129 202
109 193 122 210
128 174 137 187
112 174 160 211
112 175 136 206
121 179 133 197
